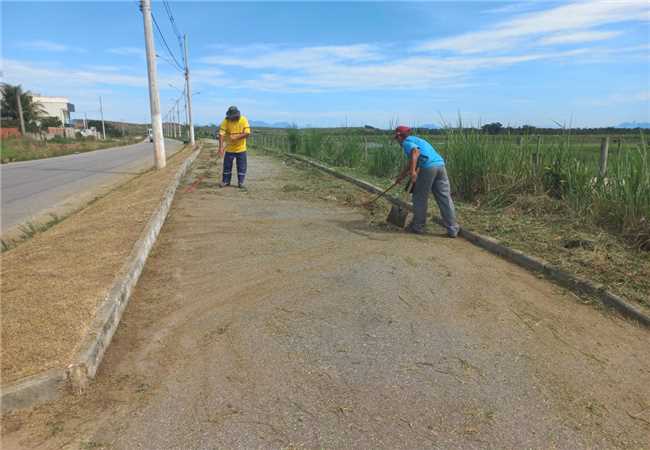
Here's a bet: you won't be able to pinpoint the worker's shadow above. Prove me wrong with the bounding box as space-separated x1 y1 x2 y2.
327 218 449 241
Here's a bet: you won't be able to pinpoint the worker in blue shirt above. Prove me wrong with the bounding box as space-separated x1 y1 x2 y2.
394 126 460 237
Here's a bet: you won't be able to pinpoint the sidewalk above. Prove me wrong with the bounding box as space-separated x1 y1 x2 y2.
4 146 649 449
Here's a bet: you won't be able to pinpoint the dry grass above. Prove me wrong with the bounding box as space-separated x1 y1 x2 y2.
256 145 650 313
455 196 650 311
0 146 192 384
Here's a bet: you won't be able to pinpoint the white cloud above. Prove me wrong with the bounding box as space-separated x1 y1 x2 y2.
417 0 649 54
200 44 382 69
202 44 586 93
1 59 147 89
107 47 145 58
482 2 543 16
587 90 650 106
18 40 86 53
539 30 622 46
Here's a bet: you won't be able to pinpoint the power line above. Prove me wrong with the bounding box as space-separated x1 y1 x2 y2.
162 0 184 63
151 11 184 72
155 52 184 74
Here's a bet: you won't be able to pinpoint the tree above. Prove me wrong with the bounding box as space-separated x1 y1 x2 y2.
39 116 62 129
0 83 45 126
87 120 121 137
481 122 503 135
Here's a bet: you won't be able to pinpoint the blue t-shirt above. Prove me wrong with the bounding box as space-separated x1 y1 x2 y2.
401 136 445 168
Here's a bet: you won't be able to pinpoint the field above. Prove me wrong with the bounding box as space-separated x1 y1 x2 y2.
0 135 144 163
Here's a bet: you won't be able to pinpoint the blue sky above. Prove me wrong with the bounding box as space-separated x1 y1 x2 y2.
2 1 649 128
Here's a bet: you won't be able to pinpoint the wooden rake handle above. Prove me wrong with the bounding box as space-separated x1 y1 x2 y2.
365 180 401 206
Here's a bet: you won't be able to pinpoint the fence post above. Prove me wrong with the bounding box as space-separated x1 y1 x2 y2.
363 137 368 161
599 136 609 178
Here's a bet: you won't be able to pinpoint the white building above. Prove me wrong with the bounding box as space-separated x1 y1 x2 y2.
32 96 75 125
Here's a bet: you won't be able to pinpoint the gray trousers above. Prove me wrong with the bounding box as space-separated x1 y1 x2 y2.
411 165 460 236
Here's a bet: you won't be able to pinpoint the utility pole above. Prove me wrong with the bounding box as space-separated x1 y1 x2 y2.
140 0 166 169
176 101 181 138
99 96 106 140
16 86 26 135
172 105 177 138
84 113 88 130
183 34 195 146
183 93 188 140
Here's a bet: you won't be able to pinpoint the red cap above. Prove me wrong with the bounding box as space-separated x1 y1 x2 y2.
394 125 411 136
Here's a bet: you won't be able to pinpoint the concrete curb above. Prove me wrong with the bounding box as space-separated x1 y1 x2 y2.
0 370 67 413
1 146 201 414
283 152 650 328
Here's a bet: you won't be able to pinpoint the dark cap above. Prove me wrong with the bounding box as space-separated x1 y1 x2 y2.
226 106 240 120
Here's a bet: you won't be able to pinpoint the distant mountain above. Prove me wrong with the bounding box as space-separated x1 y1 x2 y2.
250 120 294 128
616 121 650 129
417 123 440 129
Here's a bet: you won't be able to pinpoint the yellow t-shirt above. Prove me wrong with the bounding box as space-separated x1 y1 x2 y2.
219 116 251 153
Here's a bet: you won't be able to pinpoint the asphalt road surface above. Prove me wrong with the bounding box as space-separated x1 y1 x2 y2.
1 139 183 234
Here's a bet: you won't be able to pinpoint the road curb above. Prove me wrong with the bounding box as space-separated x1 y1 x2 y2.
283 152 650 328
0 370 67 413
1 146 201 414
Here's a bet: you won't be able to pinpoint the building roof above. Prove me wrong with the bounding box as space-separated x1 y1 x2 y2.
32 96 70 103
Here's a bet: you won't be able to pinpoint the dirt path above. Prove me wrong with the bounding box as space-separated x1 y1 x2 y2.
4 145 649 449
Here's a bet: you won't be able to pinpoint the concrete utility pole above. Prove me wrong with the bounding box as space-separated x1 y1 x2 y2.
183 34 195 146
176 101 181 138
99 96 106 140
140 0 166 169
16 86 26 135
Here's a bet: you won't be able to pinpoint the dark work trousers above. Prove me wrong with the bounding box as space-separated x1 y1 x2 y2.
411 165 460 236
222 151 247 186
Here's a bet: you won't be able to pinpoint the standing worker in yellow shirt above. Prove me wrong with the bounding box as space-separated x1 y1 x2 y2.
218 106 251 189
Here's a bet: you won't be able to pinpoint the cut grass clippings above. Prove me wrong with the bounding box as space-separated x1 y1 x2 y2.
0 144 194 384
254 144 650 313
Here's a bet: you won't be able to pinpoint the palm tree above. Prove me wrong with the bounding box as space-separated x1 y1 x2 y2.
1 83 46 128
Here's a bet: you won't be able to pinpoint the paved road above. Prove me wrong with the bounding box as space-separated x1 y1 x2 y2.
1 139 183 233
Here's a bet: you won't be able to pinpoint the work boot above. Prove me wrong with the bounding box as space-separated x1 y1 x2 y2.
218 182 230 188
405 224 425 235
238 183 247 191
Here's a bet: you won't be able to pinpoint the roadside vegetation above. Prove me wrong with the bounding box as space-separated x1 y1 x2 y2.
252 126 650 310
256 126 649 249
0 135 144 163
1 82 147 163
